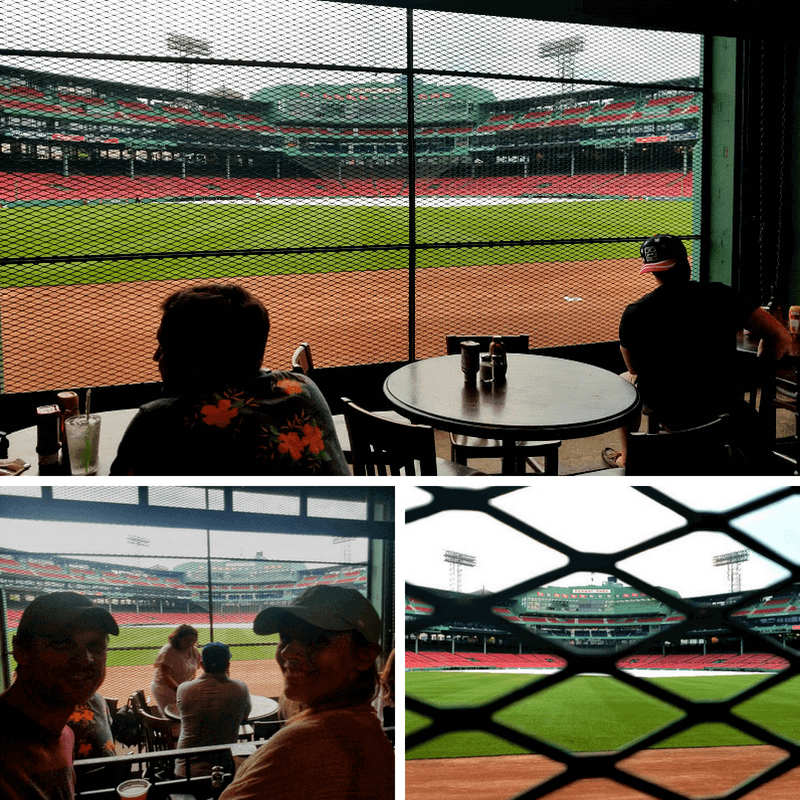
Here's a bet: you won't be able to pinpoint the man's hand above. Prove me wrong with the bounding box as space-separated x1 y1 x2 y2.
747 307 791 362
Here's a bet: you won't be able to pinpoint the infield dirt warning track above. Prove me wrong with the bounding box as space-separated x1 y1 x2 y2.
406 747 800 800
0 258 642 392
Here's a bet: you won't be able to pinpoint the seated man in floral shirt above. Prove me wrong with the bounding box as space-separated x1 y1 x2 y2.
111 284 349 476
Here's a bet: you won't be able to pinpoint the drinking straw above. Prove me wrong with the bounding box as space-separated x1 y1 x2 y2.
81 388 93 474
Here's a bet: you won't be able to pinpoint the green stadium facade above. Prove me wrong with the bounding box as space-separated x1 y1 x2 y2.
1 63 699 188
0 546 367 624
406 576 800 671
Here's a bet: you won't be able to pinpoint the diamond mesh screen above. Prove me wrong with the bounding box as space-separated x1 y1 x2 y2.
405 485 800 799
0 3 701 393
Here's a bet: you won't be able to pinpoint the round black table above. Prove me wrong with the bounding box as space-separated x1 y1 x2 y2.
384 353 640 473
166 694 279 724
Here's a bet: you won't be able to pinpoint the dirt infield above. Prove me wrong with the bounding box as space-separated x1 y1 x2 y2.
0 258 643 392
405 747 800 800
101 658 284 705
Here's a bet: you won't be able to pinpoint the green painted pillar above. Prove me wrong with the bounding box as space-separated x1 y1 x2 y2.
703 36 739 286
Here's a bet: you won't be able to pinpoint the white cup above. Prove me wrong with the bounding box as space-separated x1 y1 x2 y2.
116 778 150 799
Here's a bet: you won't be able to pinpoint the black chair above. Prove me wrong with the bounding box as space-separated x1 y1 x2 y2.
622 414 734 476
744 356 798 472
292 342 407 463
252 719 285 742
341 396 484 476
136 708 178 781
131 689 158 717
444 335 561 474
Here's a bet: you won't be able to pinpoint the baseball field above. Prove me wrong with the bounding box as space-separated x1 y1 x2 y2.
0 196 691 287
0 194 693 392
17 623 284 701
104 625 275 668
406 670 800 758
406 670 800 800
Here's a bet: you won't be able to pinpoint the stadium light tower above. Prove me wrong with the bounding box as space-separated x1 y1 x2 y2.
539 35 585 99
167 34 212 94
444 550 476 592
127 534 150 566
333 536 356 562
713 549 749 593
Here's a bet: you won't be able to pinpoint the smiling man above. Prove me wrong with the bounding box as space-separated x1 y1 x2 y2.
219 585 394 800
0 592 119 800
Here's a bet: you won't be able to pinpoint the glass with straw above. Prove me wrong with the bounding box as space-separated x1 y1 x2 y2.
64 389 101 475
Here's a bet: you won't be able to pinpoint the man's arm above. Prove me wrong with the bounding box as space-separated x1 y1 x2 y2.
620 344 639 376
746 307 791 361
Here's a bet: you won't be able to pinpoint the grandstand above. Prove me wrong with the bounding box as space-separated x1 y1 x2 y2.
0 64 698 202
0 546 368 626
406 576 800 672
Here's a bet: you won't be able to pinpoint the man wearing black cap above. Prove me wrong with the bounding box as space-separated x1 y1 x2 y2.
219 585 393 800
175 642 252 778
603 234 790 469
0 591 119 800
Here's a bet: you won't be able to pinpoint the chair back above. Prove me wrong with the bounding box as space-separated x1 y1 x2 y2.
625 414 733 476
252 719 285 742
135 708 179 781
291 342 313 374
130 689 158 717
103 696 118 719
137 709 177 753
341 397 438 475
445 334 529 355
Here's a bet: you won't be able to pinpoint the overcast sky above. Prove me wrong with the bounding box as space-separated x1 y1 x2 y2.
0 506 368 570
0 1 701 99
403 483 799 599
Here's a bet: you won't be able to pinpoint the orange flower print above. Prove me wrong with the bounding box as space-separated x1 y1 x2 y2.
200 398 239 428
277 378 303 396
77 742 93 758
277 431 305 461
69 707 93 723
301 424 325 455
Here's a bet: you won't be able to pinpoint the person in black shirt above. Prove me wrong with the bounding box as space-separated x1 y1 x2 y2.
603 234 790 469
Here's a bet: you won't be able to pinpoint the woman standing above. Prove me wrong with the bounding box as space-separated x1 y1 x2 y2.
150 624 200 716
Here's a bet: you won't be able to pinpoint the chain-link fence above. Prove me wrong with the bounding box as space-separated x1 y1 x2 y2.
1 3 701 393
406 485 800 799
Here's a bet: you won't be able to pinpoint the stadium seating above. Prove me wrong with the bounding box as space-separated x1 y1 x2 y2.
407 650 788 673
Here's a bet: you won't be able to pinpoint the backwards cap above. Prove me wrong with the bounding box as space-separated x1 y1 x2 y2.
253 585 381 645
202 642 231 671
639 234 688 275
17 591 119 641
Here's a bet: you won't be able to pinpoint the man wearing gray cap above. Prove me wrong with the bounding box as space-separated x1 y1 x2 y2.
0 591 119 800
175 642 252 778
219 585 394 800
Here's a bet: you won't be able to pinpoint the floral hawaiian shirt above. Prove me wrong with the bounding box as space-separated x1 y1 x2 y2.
110 370 349 476
67 693 116 760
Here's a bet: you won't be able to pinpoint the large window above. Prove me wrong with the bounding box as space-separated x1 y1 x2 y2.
0 485 394 701
1 2 701 393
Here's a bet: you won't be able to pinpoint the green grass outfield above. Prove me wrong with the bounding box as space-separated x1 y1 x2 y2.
0 198 692 288
406 671 800 759
106 626 277 667
0 625 276 668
